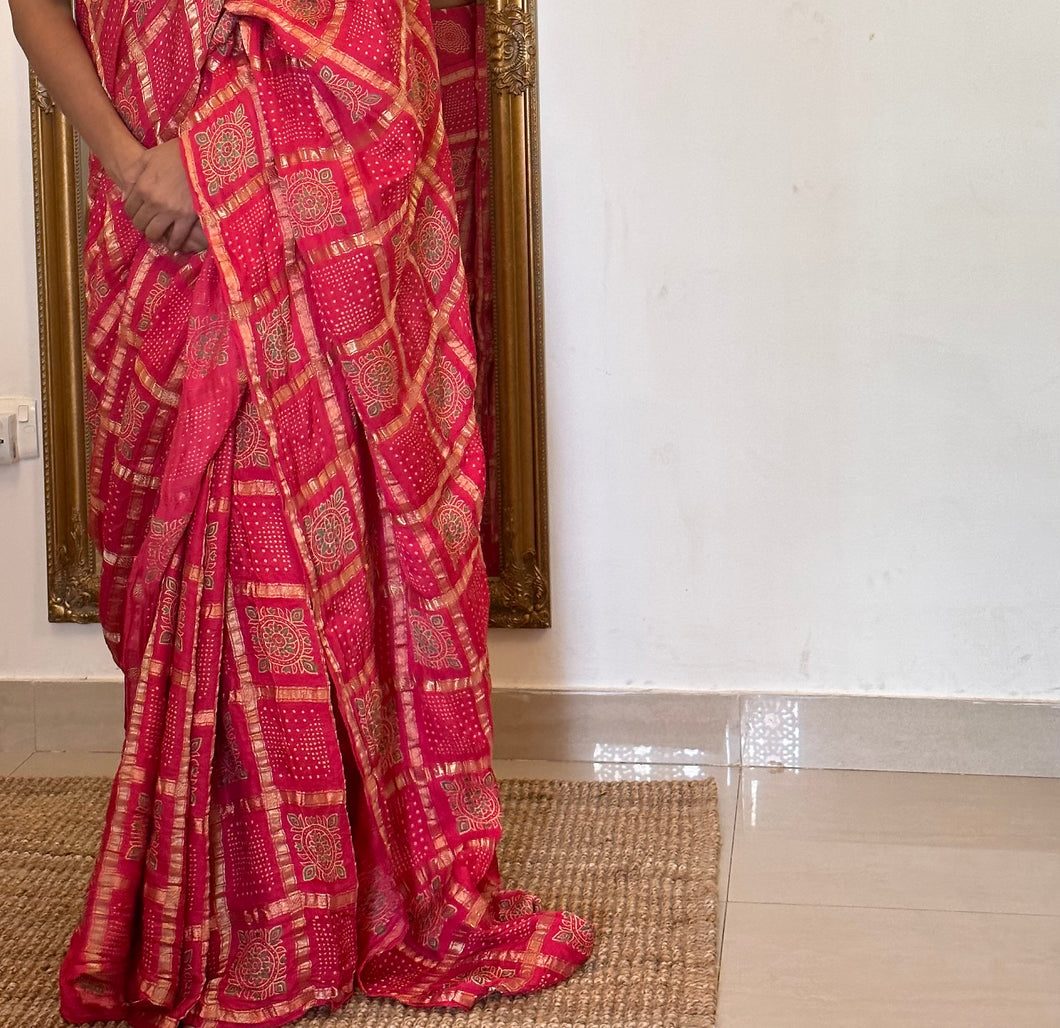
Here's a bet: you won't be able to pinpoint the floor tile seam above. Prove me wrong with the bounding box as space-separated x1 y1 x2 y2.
27 748 123 755
0 749 34 761
591 759 741 767
21 752 740 763
722 898 1060 919
716 768 743 967
745 762 1060 780
16 746 1060 780
4 753 36 777
728 839 1060 852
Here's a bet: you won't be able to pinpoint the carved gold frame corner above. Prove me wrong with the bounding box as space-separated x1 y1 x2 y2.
30 0 551 628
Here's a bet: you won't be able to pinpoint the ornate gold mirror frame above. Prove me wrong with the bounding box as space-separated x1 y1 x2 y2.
29 0 550 629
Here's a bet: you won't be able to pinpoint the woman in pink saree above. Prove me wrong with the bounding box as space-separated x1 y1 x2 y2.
10 0 593 1024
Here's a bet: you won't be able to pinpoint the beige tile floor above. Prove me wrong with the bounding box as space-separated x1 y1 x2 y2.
3 748 1059 1026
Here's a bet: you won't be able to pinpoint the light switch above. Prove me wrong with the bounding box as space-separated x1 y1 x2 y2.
0 412 16 464
0 397 39 461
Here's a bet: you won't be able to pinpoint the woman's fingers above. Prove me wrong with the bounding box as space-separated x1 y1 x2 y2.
121 138 199 245
185 223 209 252
165 214 197 253
127 196 154 234
122 188 145 222
142 212 175 245
120 137 207 255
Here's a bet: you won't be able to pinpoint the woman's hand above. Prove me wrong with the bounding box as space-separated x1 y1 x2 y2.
121 139 207 253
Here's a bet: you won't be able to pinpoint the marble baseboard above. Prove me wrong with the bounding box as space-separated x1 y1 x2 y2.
494 690 1060 777
35 679 125 752
739 693 1060 778
490 688 742 767
1 680 1057 777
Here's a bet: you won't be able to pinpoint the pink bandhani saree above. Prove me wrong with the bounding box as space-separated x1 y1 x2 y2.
59 1 592 1025
433 4 498 571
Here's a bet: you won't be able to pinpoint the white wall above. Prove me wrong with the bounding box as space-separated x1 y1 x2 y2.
4 1 1060 699
1 30 117 679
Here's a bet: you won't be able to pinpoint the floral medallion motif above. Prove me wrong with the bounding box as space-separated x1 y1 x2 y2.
114 82 145 142
194 103 259 197
131 0 152 26
283 167 346 238
407 47 439 120
319 67 382 122
433 17 471 55
425 358 472 436
468 965 518 990
412 196 459 292
125 792 151 861
188 734 204 791
343 341 399 417
116 396 151 460
256 299 300 375
185 314 229 378
302 488 358 573
286 812 347 882
145 797 163 871
138 271 171 332
246 605 319 674
450 147 474 191
353 690 402 769
362 868 402 936
234 402 270 469
143 517 185 585
280 0 331 27
85 391 101 438
433 491 476 557
391 224 411 274
203 0 237 46
224 926 288 1001
178 945 197 998
495 891 540 922
157 575 180 645
553 911 594 956
174 596 187 652
201 521 219 591
440 771 502 835
219 710 248 786
409 610 462 670
410 876 457 951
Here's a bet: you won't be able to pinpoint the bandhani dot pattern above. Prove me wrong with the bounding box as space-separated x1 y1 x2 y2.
58 1 592 1026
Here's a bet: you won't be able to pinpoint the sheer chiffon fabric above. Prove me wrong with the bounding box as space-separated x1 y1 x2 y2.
58 2 592 1025
432 4 498 570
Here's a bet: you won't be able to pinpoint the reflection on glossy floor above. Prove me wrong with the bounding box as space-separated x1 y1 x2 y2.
4 750 1059 1026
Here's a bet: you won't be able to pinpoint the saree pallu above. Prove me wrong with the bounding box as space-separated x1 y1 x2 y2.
59 2 592 1025
433 5 497 571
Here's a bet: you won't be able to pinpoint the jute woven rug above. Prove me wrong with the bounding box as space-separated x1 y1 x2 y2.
0 776 719 1028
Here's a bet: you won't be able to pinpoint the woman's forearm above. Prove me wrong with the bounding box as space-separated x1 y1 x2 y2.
11 0 468 185
9 0 143 192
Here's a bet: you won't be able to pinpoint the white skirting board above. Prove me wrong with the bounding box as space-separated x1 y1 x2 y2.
2 680 1058 778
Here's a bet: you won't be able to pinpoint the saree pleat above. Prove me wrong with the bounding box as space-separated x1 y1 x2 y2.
59 2 592 1025
433 5 497 570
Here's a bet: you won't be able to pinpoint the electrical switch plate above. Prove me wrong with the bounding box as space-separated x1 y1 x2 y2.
0 412 16 464
0 397 39 461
